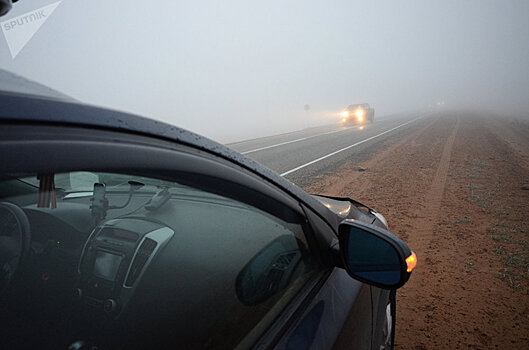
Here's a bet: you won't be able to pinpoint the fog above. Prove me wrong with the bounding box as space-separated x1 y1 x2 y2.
1 0 528 143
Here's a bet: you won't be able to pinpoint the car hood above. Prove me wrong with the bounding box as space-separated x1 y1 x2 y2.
312 195 352 219
311 194 388 230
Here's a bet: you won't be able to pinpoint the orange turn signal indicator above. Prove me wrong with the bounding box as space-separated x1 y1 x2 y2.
405 252 417 273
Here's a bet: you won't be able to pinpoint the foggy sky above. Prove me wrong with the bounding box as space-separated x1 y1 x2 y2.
1 0 528 143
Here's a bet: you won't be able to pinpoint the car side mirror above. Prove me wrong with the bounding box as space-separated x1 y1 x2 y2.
339 220 416 289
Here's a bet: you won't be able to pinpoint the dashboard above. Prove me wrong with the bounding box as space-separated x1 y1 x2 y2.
12 199 178 348
76 218 174 316
5 187 313 349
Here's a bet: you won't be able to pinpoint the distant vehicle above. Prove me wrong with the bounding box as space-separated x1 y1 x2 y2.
341 103 375 124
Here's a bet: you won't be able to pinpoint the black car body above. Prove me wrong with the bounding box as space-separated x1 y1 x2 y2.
0 91 413 349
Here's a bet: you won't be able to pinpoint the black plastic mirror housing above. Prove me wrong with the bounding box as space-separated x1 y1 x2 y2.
339 219 415 289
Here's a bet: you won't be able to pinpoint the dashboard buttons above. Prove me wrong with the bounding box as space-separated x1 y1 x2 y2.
41 271 50 281
73 288 83 300
103 298 118 314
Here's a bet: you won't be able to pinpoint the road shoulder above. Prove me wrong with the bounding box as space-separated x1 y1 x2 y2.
305 113 529 349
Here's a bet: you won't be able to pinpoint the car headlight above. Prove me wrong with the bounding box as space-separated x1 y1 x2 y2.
354 109 365 118
341 111 349 118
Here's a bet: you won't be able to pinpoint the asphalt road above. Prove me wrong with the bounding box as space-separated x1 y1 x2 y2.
227 113 427 187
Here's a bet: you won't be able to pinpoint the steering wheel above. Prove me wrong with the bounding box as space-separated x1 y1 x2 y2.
0 202 31 296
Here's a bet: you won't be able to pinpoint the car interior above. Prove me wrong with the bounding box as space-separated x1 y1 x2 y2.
0 172 318 349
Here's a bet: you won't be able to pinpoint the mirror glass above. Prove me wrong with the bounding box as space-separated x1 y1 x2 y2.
344 226 402 285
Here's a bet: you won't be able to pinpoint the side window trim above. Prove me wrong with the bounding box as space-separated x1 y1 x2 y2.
0 125 303 221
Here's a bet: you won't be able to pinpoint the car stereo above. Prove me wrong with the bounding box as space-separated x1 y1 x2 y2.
76 218 174 317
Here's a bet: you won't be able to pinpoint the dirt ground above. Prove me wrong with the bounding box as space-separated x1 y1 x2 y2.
305 112 529 349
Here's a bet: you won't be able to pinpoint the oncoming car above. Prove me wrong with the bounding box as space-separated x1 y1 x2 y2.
341 104 375 125
0 89 415 349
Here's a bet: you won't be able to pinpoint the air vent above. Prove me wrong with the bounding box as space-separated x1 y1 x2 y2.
264 268 284 289
125 238 157 286
274 252 297 269
261 252 300 292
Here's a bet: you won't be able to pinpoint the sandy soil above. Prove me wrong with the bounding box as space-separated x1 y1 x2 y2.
305 112 529 349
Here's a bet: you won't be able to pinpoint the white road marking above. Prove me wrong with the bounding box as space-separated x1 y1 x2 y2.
241 136 309 154
280 117 421 177
241 125 359 154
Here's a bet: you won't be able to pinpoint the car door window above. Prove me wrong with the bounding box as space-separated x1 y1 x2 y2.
0 171 319 349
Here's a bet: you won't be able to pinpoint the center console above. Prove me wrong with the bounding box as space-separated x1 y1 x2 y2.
76 218 174 317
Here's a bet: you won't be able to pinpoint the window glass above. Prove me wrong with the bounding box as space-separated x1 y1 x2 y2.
0 171 318 349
